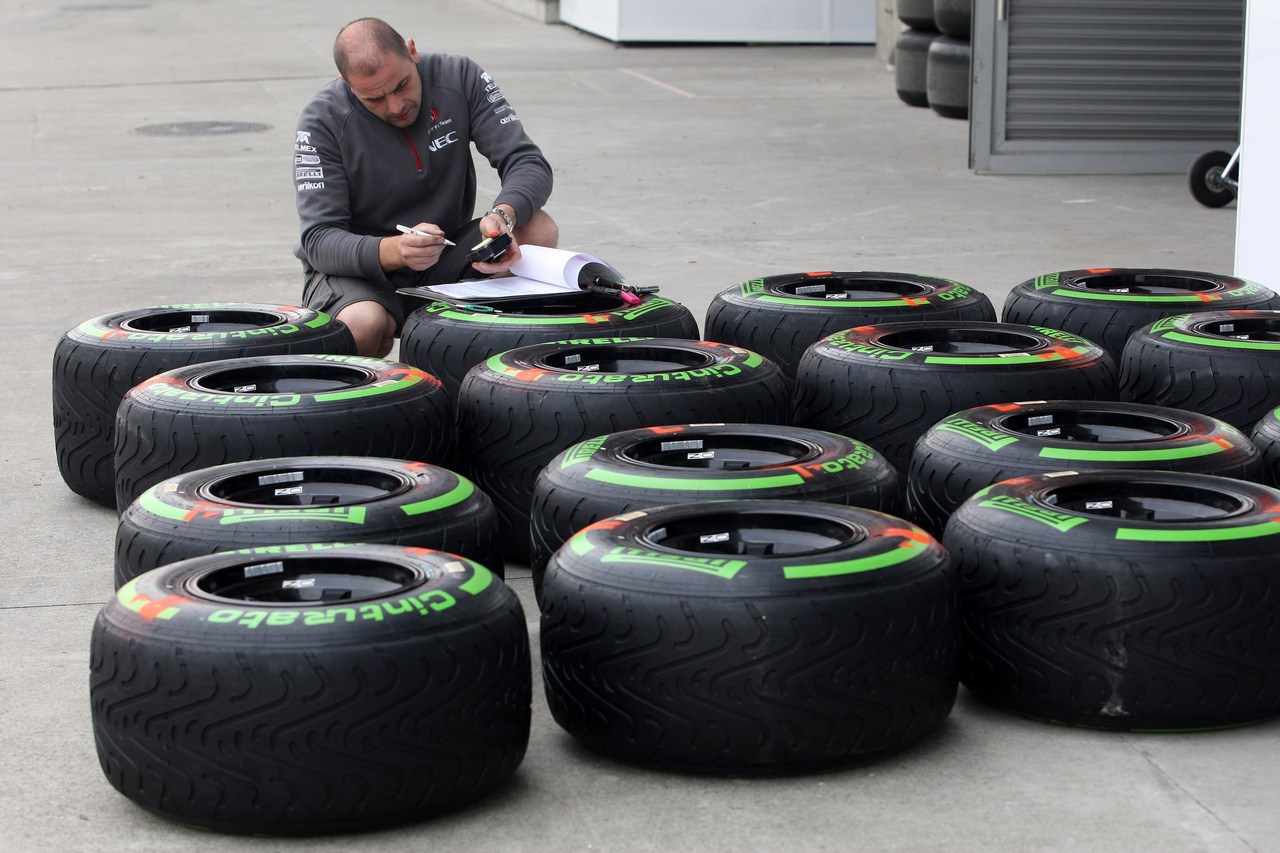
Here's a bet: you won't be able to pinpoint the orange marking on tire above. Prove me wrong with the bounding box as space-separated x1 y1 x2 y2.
136 594 188 621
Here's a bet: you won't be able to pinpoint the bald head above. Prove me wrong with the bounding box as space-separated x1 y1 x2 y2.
334 18 413 80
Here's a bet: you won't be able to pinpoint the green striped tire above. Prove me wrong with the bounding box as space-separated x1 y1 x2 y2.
907 400 1262 535
1001 268 1279 363
704 272 994 378
400 294 699 399
115 456 502 587
1252 407 1280 487
528 423 902 595
91 543 529 834
112 354 452 512
792 320 1118 471
52 304 354 506
1120 310 1280 431
541 500 957 772
456 337 791 562
944 470 1280 730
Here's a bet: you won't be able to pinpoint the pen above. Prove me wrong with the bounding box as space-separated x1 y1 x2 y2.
396 224 456 246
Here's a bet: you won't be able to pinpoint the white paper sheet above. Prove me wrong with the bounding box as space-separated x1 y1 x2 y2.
397 245 624 301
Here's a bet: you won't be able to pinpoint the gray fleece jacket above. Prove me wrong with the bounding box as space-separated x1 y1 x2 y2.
293 53 553 284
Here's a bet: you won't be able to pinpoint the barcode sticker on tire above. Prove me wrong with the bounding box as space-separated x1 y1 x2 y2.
660 440 703 451
259 471 305 486
244 561 284 578
700 532 730 544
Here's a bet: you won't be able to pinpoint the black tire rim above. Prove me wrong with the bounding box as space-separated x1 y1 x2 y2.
774 275 936 300
1187 315 1280 343
1063 272 1226 295
1038 480 1250 521
1203 166 1230 194
190 556 424 604
192 362 376 394
638 510 865 557
875 327 1043 354
200 465 414 506
121 308 289 334
537 344 716 373
993 408 1189 443
621 432 826 470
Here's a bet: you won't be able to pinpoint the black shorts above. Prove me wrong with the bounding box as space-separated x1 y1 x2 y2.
301 218 486 333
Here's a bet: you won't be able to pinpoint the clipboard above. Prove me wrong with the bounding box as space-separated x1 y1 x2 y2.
396 246 652 307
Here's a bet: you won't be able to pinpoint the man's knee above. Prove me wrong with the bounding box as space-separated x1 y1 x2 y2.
335 300 396 358
516 210 559 249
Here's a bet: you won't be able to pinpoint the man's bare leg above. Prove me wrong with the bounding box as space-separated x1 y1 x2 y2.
335 300 397 357
515 210 559 249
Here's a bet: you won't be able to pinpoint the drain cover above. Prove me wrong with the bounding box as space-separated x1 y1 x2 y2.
133 121 272 136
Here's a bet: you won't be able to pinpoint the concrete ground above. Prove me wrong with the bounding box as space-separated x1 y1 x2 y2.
1 0 1267 850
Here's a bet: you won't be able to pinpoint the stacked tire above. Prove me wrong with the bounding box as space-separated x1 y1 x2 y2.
92 544 530 834
456 337 790 561
112 354 454 511
1253 407 1280 487
115 456 505 586
704 271 994 378
895 0 941 107
528 423 903 594
792 320 1118 471
927 0 972 119
945 471 1280 730
1120 310 1280 432
541 500 958 772
1003 268 1280 363
52 304 355 506
400 293 699 399
907 400 1262 535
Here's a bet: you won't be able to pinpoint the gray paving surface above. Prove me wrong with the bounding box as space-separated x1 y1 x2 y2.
1 0 1268 850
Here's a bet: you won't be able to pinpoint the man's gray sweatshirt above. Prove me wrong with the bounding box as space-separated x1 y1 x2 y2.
293 53 553 284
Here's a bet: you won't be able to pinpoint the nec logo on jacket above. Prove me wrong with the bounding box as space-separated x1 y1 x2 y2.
428 131 458 152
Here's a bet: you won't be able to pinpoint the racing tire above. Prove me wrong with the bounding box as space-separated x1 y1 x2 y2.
1252 408 1280 488
540 500 957 772
943 470 1280 730
704 271 994 379
926 36 970 120
1119 310 1280 432
895 27 941 107
897 0 936 29
1001 268 1278 363
792 321 1117 471
907 400 1262 535
115 456 503 587
113 354 453 512
90 543 529 834
456 337 791 562
400 293 699 399
1187 150 1236 208
933 0 972 38
529 424 903 594
52 304 354 506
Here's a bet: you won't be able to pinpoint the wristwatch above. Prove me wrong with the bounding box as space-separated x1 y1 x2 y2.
486 207 515 232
